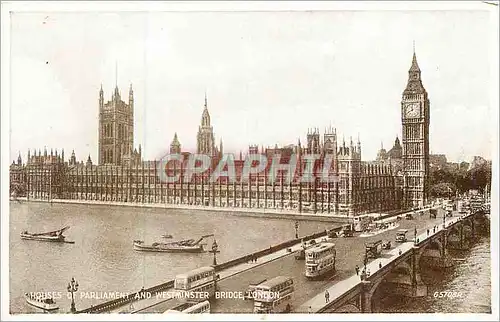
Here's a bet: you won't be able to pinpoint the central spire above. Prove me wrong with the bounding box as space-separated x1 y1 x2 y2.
409 41 420 73
201 93 211 127
403 45 426 95
113 62 120 99
410 51 420 72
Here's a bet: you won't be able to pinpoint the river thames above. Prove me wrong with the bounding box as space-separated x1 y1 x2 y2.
9 201 491 314
379 236 491 313
9 201 333 313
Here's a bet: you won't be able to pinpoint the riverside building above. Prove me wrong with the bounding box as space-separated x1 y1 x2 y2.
11 51 431 216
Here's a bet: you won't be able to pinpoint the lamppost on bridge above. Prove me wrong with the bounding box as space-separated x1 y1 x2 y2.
294 221 299 239
414 226 418 245
363 248 368 280
210 239 219 266
67 277 79 313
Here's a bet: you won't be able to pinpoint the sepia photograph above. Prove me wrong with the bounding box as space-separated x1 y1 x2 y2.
2 1 498 320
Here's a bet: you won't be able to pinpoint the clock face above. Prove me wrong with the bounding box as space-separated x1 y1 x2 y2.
405 103 420 118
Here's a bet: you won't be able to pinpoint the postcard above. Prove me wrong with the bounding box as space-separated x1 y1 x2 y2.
2 1 498 321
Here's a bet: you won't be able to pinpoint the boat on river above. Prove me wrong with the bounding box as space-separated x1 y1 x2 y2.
133 234 214 253
20 226 74 244
162 234 173 239
24 293 59 311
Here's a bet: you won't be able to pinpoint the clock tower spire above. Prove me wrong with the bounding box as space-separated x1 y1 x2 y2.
401 48 430 209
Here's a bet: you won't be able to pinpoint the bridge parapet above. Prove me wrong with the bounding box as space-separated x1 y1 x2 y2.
78 229 329 313
302 210 489 314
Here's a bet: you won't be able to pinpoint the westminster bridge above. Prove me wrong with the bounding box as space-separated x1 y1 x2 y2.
72 207 489 314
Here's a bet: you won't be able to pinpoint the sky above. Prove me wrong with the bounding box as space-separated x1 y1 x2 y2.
8 7 497 164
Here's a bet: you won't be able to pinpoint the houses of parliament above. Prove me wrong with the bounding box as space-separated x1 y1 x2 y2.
10 50 430 216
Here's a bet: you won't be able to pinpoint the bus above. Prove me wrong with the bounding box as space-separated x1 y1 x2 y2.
253 276 294 314
353 214 374 232
365 240 382 258
305 242 336 279
174 266 216 302
342 224 354 237
395 229 408 243
244 279 267 300
164 300 210 314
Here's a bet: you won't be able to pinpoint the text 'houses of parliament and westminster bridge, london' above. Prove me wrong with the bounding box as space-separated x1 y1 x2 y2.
9 50 491 314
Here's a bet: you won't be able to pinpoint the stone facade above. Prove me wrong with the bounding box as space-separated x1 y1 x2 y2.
12 60 426 215
401 51 430 208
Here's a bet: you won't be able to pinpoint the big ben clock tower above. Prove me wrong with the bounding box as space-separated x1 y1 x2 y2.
401 49 430 209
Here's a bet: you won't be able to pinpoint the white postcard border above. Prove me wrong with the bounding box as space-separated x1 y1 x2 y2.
1 1 498 321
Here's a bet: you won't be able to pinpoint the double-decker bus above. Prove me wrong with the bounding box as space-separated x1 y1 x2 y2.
305 242 336 279
174 266 216 302
365 240 382 258
253 276 294 313
164 300 210 314
244 279 267 300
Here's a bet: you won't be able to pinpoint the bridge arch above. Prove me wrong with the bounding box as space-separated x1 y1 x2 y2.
369 277 385 297
446 225 460 238
417 237 446 269
420 238 444 255
390 260 414 282
463 218 474 229
363 278 385 313
334 303 361 313
366 260 413 312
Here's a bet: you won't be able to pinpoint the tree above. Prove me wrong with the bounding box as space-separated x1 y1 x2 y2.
429 162 469 196
467 162 492 192
429 160 492 196
430 182 454 198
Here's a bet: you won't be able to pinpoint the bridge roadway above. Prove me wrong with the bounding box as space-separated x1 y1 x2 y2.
109 232 328 313
296 210 469 312
116 207 446 313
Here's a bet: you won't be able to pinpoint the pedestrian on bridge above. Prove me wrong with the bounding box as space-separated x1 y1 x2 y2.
325 290 330 303
355 265 359 275
427 229 429 236
379 262 382 269
399 249 402 255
